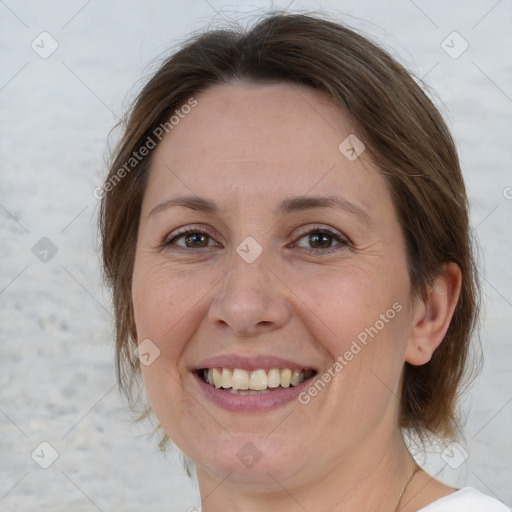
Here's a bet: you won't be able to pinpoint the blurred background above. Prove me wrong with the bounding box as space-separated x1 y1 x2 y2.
1 1 511 510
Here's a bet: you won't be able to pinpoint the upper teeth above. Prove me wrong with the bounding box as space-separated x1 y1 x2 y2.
203 368 312 391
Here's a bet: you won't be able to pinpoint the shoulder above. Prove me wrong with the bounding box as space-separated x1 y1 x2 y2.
418 487 511 512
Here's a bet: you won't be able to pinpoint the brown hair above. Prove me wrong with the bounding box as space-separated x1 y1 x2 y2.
99 12 481 448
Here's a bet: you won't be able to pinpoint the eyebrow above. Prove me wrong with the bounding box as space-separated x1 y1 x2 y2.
148 194 371 225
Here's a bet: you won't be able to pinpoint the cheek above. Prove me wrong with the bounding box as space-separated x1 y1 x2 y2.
132 271 173 342
131 261 197 447
132 260 205 343
131 261 187 421
291 263 408 345
139 360 190 454
298 263 411 402
131 259 224 379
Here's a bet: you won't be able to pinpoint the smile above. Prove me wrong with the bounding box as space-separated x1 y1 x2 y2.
192 355 319 411
199 368 316 393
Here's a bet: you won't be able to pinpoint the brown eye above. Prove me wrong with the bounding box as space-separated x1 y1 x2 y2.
308 232 334 249
294 227 349 253
164 227 219 251
181 232 210 248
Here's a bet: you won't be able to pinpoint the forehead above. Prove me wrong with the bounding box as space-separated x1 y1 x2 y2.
144 82 390 219
157 81 357 163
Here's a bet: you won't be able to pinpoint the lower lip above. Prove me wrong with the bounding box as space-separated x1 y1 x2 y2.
193 372 313 412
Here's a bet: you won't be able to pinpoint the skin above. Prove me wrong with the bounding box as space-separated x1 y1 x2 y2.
131 82 462 511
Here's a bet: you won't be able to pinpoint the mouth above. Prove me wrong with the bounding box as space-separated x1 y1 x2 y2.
196 367 317 395
191 355 320 411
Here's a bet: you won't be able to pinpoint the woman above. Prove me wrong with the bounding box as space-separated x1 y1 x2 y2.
99 12 510 511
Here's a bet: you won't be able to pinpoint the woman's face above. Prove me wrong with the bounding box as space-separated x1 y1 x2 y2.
132 82 417 490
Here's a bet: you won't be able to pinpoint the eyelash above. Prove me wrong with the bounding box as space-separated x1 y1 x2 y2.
162 224 350 254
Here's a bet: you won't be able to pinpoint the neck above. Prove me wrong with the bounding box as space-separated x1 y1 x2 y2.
196 428 417 512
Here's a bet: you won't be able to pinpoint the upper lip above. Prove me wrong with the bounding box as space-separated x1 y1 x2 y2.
192 354 317 372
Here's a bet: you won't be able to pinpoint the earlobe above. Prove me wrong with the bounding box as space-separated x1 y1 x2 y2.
405 262 462 366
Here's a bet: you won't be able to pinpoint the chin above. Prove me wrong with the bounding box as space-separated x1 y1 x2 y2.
182 429 313 492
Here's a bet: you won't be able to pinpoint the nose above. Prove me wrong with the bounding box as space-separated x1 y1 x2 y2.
208 254 292 338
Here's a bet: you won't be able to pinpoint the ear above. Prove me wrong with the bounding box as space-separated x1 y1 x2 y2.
405 262 462 365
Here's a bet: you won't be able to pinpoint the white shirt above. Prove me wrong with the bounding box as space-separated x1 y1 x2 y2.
418 487 510 511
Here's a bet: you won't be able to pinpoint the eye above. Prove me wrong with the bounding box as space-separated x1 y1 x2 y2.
292 225 349 253
162 224 350 254
163 226 220 251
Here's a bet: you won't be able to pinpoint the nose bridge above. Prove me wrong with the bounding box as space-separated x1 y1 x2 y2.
208 242 291 336
227 246 272 299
